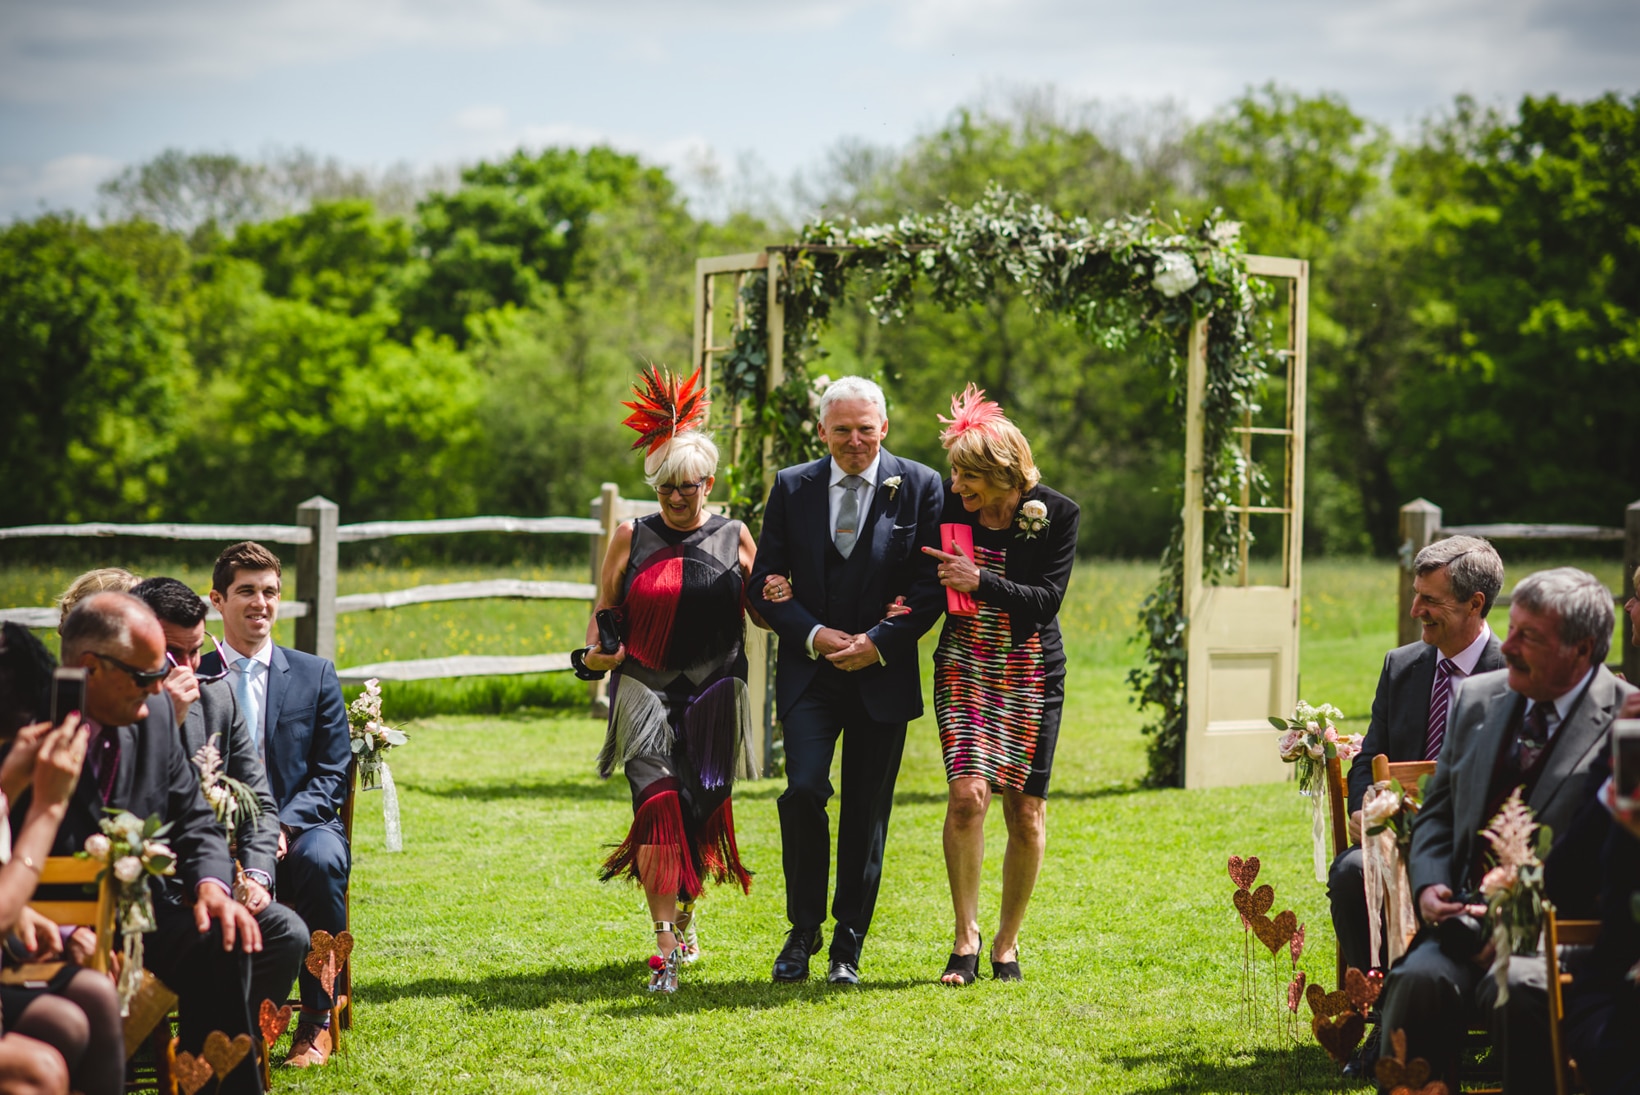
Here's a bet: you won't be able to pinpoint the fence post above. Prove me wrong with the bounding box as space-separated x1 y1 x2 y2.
588 483 621 716
1625 499 1640 683
295 496 339 660
1398 499 1443 647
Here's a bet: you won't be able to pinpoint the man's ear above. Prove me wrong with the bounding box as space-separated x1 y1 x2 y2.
208 588 224 611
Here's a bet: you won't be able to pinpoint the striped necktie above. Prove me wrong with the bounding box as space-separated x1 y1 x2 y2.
1424 657 1455 761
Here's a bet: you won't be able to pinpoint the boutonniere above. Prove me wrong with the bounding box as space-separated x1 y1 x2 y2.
1016 499 1049 539
881 475 902 500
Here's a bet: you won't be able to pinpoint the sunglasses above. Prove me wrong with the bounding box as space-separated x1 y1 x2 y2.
655 480 706 498
165 632 235 683
93 651 172 688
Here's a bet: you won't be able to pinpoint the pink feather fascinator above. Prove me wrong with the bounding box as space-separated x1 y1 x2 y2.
938 383 1006 445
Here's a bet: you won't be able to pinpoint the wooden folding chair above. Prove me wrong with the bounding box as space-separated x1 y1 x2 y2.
32 857 180 1093
1545 902 1601 1095
1370 755 1436 800
1324 754 1351 989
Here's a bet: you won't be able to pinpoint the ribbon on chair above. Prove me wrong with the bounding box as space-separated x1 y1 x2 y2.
361 757 404 853
1361 783 1417 967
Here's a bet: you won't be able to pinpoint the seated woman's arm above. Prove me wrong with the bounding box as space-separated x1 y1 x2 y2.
0 716 88 939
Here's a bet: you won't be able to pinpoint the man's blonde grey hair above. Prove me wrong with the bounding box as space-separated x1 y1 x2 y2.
644 430 720 489
816 376 887 425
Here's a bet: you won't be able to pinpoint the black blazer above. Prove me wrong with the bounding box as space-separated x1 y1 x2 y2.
1409 665 1635 906
936 482 1079 650
179 679 280 881
749 450 945 724
1348 634 1507 813
13 699 234 906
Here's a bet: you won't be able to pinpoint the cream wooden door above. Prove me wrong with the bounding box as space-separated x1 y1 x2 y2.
1182 255 1309 789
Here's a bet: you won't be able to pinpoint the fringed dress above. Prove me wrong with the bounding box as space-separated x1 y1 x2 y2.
597 512 756 898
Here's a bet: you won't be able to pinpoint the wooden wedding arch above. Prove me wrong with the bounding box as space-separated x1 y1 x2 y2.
693 244 1310 789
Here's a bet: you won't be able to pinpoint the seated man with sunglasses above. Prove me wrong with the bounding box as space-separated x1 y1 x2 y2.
130 576 308 1025
198 542 351 1069
21 592 266 1094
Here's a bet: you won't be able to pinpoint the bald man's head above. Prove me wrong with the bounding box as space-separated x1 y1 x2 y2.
61 591 168 727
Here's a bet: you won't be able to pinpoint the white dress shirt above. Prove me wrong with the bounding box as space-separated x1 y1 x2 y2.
216 636 274 746
1522 664 1597 741
806 453 885 660
1432 623 1495 706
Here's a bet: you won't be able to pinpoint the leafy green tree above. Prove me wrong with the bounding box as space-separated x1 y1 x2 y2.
228 200 411 317
0 216 191 523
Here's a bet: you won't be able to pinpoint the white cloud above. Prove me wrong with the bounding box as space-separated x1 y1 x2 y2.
0 153 121 219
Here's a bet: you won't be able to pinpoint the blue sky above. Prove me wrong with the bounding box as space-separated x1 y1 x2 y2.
2 0 1636 221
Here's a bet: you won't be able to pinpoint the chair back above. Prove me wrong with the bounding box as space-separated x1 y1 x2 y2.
1371 756 1437 801
1324 755 1350 859
1544 903 1601 1095
32 857 114 974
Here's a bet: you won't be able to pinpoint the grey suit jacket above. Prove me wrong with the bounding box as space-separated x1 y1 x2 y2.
179 679 280 882
1409 664 1635 901
1348 635 1507 813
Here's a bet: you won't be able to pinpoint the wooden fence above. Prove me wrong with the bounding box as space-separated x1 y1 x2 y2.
1397 497 1640 682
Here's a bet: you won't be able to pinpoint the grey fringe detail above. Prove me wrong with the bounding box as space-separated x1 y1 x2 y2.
734 678 758 781
596 676 674 779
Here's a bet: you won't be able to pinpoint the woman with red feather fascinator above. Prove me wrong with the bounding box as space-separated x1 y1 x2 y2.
573 364 765 995
921 384 1080 987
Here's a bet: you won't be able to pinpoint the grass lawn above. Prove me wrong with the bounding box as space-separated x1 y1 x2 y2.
1 556 1626 1092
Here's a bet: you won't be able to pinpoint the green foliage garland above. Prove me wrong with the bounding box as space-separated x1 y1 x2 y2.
718 187 1276 786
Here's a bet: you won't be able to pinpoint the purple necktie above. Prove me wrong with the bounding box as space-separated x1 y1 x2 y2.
1424 658 1456 761
1518 701 1553 772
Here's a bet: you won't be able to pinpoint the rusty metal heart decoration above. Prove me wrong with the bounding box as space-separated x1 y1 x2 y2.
1306 982 1353 1021
1346 966 1384 1014
202 1031 252 1082
1287 970 1306 1013
1312 1010 1366 1064
172 1051 213 1095
258 998 293 1046
305 930 356 998
1253 909 1299 956
1290 922 1306 964
1227 855 1261 891
1232 884 1275 928
1376 1028 1435 1090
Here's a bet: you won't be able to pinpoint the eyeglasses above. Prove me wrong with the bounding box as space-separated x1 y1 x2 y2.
92 651 172 688
655 480 706 498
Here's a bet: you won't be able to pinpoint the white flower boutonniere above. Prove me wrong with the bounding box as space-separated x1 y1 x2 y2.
881 475 902 499
1016 498 1049 539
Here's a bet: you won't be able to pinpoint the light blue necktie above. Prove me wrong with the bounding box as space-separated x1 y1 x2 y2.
234 657 263 748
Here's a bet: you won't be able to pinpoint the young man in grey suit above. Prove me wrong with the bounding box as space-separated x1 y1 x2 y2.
132 576 308 1023
1329 536 1507 981
750 376 945 984
1377 567 1636 1092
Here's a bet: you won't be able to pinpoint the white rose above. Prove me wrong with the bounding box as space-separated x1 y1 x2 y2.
113 856 144 883
1021 500 1047 520
1361 783 1401 826
84 834 112 861
1152 252 1199 298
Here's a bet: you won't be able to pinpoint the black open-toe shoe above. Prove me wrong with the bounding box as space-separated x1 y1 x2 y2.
941 939 984 986
990 945 1022 983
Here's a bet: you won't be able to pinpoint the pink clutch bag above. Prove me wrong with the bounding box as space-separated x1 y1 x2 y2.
941 523 978 617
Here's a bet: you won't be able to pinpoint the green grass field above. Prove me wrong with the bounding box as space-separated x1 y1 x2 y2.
0 556 1627 1092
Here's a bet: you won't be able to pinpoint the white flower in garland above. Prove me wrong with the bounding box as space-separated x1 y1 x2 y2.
1016 499 1050 539
1208 220 1243 249
1152 251 1200 298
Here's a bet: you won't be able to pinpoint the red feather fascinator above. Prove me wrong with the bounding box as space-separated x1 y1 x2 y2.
938 383 1006 445
621 364 710 455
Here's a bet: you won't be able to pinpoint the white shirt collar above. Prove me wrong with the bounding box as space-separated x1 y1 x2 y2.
1447 623 1494 676
829 453 882 488
1525 664 1598 726
217 636 273 669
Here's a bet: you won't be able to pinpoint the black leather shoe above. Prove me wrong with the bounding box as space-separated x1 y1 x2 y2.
827 960 860 985
772 926 822 982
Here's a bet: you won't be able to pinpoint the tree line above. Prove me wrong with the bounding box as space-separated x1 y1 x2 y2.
2 84 1635 559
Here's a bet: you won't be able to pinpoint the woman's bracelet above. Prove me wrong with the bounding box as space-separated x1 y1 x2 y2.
570 646 607 681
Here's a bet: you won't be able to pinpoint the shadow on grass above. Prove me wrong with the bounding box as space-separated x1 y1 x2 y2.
1112 1044 1351 1094
359 961 922 1017
396 779 627 802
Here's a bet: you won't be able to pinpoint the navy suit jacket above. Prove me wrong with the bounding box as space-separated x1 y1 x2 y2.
1347 634 1506 814
199 644 351 839
749 450 944 724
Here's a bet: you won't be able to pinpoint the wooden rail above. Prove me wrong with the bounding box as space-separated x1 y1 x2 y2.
1397 498 1640 684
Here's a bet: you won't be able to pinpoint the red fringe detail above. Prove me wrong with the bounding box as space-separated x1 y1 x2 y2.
699 799 753 894
624 555 683 669
601 789 702 899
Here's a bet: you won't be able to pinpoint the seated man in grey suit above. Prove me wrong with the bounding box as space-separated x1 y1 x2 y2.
1377 567 1636 1092
1329 536 1506 977
130 577 307 1021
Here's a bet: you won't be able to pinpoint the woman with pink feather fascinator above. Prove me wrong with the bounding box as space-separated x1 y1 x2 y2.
922 384 1080 986
573 364 768 995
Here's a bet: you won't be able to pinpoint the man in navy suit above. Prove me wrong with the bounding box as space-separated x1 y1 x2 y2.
199 542 351 1068
750 376 945 984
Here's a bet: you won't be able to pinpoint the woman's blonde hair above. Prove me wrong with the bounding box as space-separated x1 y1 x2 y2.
644 430 719 490
944 417 1040 492
57 567 140 632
